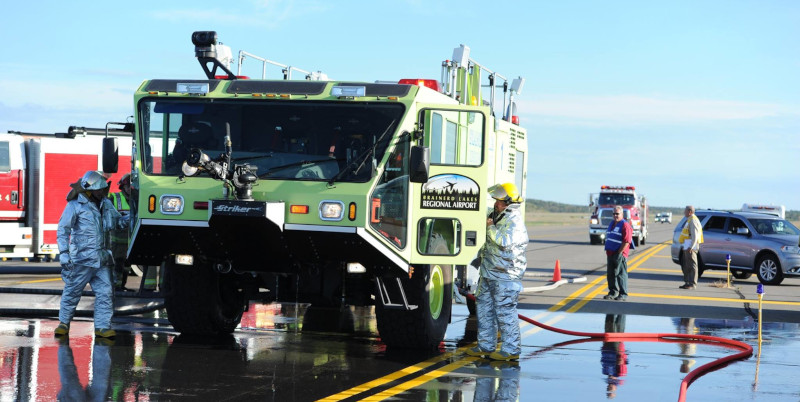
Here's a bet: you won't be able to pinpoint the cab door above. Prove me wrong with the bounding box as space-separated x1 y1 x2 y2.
408 107 490 266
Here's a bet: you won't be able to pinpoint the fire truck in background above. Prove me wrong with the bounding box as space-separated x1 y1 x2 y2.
0 125 133 260
588 185 648 246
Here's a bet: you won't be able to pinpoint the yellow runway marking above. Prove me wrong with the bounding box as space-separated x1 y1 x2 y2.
357 357 479 402
316 353 454 402
629 292 800 306
20 278 61 284
318 242 672 402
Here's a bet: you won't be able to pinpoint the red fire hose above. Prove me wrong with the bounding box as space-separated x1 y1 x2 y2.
463 292 753 402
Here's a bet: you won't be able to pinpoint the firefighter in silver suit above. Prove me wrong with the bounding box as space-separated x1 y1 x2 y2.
466 183 529 361
54 171 128 339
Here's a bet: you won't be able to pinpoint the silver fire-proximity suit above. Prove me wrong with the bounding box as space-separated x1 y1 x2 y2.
57 191 126 329
476 202 529 356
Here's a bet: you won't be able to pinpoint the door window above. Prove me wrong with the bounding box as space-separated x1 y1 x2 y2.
369 135 410 249
704 216 726 233
728 218 747 235
427 111 483 166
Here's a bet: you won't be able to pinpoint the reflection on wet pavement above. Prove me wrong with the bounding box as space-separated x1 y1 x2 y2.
0 303 798 401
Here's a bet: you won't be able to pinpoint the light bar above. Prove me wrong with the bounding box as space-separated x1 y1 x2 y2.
331 86 366 97
176 83 210 94
398 78 441 92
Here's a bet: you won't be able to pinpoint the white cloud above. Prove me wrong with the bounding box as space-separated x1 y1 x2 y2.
518 94 799 127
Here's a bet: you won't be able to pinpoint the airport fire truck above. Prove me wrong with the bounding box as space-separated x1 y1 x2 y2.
588 185 648 246
0 127 132 260
103 31 527 349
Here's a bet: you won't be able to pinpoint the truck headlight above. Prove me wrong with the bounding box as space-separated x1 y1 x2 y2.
590 218 598 225
160 195 184 214
319 200 344 221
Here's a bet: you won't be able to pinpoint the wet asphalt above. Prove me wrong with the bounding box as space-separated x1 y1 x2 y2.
0 223 798 401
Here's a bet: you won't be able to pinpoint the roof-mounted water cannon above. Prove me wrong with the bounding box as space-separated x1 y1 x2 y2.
192 30 238 80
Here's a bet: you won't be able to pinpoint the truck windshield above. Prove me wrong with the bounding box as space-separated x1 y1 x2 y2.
138 99 404 182
598 193 635 205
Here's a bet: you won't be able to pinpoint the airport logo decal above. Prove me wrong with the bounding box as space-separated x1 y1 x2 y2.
421 174 479 211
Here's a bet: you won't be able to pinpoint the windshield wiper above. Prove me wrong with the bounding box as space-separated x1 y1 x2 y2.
327 120 396 186
258 158 341 178
231 153 276 163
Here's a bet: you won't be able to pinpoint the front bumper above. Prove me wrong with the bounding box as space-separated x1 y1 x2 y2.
780 253 800 276
589 228 606 237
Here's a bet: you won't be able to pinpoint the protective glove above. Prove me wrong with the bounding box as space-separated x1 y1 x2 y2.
59 253 72 269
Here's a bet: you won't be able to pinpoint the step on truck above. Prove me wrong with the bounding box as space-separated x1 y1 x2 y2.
588 185 648 246
103 31 528 349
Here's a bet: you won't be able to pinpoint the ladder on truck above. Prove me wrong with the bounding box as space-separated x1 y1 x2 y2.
441 44 525 124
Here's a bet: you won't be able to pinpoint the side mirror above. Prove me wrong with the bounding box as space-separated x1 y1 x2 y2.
409 145 430 183
736 227 750 236
102 137 119 173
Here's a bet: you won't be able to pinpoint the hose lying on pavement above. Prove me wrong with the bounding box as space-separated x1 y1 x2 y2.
0 287 164 317
462 291 753 402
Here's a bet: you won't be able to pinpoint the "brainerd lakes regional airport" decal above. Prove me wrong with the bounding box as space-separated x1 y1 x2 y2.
420 174 480 211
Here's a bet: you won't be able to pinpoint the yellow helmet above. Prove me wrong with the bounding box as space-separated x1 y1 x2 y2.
488 183 522 203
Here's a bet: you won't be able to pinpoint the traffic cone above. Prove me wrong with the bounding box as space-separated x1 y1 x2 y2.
552 260 562 282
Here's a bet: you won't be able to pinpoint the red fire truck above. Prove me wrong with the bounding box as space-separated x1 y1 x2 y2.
588 185 648 246
0 125 133 260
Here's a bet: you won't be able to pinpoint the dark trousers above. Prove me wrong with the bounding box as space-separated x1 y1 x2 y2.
606 253 628 297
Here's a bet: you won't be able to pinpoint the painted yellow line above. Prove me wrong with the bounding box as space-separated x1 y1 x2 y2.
20 278 61 284
635 267 682 273
358 357 479 402
320 242 672 402
629 292 800 306
315 354 452 402
553 243 667 313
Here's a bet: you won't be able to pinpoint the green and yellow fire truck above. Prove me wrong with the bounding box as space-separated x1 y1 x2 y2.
104 31 527 349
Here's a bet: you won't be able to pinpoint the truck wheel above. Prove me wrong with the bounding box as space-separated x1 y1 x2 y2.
164 260 246 335
589 235 600 245
756 254 784 285
732 270 752 280
641 234 646 245
633 236 640 247
376 235 452 349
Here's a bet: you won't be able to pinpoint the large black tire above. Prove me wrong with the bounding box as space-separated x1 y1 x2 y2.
376 235 452 349
633 236 640 247
589 235 601 245
164 260 246 335
732 269 753 280
756 254 784 285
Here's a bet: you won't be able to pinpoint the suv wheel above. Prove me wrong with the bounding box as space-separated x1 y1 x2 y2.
756 254 784 285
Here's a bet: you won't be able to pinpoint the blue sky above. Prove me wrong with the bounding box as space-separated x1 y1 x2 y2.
2 1 798 209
